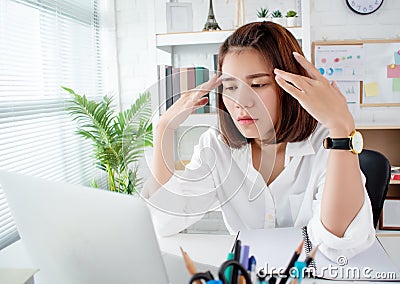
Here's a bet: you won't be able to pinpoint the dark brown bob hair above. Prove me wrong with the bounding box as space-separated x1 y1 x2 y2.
217 21 317 148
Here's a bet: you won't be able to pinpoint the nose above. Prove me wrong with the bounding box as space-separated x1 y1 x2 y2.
233 83 255 109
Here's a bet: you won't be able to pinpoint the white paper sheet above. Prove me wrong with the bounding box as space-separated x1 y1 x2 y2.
239 228 400 281
314 45 365 81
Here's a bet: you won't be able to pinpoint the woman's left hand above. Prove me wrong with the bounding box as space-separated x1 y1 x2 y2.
274 52 355 137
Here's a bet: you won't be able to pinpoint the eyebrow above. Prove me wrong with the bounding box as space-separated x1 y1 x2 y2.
220 73 271 81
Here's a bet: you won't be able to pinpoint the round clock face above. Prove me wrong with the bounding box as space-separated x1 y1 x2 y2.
346 0 384 15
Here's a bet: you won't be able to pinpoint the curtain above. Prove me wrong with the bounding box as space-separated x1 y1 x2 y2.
0 0 106 250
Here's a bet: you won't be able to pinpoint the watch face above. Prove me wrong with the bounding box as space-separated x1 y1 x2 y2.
346 0 384 15
351 131 364 154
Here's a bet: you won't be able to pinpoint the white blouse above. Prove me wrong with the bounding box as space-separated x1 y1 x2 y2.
144 124 375 261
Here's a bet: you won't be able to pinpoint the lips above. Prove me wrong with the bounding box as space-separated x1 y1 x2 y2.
237 116 257 125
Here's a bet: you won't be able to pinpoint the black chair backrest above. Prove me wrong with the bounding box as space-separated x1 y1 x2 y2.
358 149 391 228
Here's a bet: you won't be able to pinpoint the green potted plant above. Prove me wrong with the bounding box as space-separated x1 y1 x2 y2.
271 10 284 26
285 10 298 27
256 7 270 22
63 87 153 195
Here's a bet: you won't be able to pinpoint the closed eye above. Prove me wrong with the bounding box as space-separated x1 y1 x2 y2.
223 85 238 91
251 83 268 88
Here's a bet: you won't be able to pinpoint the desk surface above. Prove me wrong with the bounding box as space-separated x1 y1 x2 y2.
0 268 38 284
159 233 400 283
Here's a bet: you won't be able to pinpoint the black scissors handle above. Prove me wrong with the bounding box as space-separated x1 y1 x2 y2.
188 270 214 284
218 260 252 284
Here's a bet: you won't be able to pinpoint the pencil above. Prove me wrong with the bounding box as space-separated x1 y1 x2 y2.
293 245 320 284
304 245 319 267
278 240 304 284
180 246 198 275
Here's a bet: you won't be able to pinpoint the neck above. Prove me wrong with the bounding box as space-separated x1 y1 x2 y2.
252 139 286 154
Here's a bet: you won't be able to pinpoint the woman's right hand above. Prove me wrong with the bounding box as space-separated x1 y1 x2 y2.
158 75 221 130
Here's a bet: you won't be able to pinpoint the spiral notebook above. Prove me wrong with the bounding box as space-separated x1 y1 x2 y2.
239 227 400 281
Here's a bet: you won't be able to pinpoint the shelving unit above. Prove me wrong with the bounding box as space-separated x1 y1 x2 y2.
357 125 400 198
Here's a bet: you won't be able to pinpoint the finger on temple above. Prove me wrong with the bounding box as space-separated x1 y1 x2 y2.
197 74 221 91
275 75 303 101
293 52 322 80
274 69 309 92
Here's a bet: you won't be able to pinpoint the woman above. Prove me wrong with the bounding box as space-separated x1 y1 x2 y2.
144 22 374 260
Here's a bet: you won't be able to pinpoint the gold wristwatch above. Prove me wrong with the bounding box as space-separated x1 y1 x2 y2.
323 130 363 154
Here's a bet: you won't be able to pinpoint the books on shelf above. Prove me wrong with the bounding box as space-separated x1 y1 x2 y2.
391 166 400 181
157 65 216 114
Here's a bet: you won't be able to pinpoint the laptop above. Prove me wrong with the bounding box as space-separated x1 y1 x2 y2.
0 170 186 284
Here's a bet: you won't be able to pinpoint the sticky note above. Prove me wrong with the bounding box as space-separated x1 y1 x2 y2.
395 51 400 64
387 64 400 78
393 78 400 92
364 82 379 97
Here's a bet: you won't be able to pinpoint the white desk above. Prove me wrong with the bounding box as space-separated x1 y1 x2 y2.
0 268 38 284
159 233 400 283
376 233 400 270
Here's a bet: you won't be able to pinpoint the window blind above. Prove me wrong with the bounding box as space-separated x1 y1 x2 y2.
0 0 106 250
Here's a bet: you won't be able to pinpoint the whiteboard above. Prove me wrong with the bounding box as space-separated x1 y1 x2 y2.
362 42 400 105
313 40 400 107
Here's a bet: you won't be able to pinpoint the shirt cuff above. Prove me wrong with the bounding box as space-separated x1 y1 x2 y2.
308 192 376 261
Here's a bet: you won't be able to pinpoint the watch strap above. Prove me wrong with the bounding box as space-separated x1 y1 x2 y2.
323 137 351 150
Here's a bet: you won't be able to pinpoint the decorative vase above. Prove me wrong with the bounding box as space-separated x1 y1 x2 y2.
286 17 297 27
257 17 268 22
271 17 285 26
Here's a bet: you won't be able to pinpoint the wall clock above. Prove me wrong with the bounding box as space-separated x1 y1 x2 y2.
346 0 384 15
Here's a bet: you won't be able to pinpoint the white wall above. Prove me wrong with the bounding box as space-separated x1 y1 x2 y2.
311 0 400 40
115 0 400 125
114 0 158 109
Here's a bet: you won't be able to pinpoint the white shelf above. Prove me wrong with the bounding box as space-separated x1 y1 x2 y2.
156 30 233 47
357 125 400 130
156 27 303 48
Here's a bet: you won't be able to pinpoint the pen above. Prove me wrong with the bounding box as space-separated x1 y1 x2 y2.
231 231 240 253
226 231 240 284
239 245 249 284
278 240 304 284
240 245 250 269
225 252 234 284
247 255 257 284
232 239 241 284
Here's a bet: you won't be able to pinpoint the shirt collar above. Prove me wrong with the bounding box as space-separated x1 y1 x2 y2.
285 136 316 158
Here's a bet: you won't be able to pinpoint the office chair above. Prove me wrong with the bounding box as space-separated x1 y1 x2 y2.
358 149 391 228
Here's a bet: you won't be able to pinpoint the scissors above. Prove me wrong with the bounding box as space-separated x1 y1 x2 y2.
188 270 214 283
188 260 252 284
